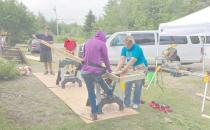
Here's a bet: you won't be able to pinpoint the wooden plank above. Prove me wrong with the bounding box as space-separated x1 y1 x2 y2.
25 55 40 61
162 67 204 78
104 71 145 82
202 114 210 119
2 47 27 64
35 38 146 83
103 73 120 82
33 38 82 63
33 73 138 124
121 73 145 82
196 93 210 101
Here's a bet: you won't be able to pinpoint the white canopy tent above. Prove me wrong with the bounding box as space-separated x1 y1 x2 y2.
158 6 210 72
158 7 210 116
159 6 210 36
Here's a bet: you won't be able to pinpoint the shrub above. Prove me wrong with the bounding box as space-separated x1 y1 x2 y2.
0 58 19 80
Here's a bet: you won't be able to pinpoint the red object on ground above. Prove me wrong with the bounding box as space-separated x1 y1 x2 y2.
149 101 173 113
64 38 77 54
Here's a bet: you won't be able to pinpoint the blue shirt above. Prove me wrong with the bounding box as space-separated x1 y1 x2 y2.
121 44 148 67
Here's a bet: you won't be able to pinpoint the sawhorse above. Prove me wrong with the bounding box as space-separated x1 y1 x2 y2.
56 58 82 88
93 71 145 114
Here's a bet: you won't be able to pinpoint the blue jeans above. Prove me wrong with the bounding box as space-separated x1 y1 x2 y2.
81 72 112 114
124 79 144 106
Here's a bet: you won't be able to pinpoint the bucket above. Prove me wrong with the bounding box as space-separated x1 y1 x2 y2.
145 71 155 84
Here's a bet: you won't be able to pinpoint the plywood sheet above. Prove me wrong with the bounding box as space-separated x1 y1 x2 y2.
34 73 138 123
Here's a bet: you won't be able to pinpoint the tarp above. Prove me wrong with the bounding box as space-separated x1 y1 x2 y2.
159 7 210 36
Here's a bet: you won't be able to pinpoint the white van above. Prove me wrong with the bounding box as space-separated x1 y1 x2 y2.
106 31 203 65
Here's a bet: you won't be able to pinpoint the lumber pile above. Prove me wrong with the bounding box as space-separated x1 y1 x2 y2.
1 47 27 64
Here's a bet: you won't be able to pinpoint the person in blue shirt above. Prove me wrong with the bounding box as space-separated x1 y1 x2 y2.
116 36 148 109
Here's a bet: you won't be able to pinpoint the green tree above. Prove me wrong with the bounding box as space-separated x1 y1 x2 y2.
83 10 96 37
35 12 48 32
0 0 36 45
95 0 210 33
48 19 59 35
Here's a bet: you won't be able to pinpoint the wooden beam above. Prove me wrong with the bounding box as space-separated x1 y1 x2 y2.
104 71 145 82
37 38 146 82
202 114 210 119
196 93 210 101
36 38 82 63
162 67 204 78
120 73 145 82
103 73 120 82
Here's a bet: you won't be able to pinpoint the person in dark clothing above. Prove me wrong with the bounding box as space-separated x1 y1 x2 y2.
163 43 180 62
32 27 54 75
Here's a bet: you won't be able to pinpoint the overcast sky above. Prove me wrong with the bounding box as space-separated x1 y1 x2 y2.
17 0 108 25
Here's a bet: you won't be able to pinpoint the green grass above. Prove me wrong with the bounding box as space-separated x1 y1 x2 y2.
1 71 210 130
1 47 210 130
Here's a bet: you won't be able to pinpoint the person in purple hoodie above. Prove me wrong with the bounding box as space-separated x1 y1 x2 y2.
81 31 113 120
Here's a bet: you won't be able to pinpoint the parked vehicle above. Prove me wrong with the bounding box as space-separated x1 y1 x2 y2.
106 31 203 65
78 31 203 65
28 39 40 53
78 34 112 58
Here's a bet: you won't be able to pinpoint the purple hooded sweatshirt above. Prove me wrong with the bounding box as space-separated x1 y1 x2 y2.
81 31 112 74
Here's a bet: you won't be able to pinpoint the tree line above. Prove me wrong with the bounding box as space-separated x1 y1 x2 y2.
0 0 210 45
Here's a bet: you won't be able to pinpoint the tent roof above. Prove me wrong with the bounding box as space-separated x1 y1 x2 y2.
159 7 210 36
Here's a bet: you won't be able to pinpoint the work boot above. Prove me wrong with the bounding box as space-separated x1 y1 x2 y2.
90 113 97 120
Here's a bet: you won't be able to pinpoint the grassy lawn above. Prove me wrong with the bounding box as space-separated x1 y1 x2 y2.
1 47 210 130
1 66 210 129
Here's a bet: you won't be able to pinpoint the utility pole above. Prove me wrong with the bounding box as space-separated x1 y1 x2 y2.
53 6 59 36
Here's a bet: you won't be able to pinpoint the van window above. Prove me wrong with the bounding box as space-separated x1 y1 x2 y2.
190 36 200 44
110 34 127 46
202 36 210 44
173 36 187 44
207 36 210 43
159 36 187 45
159 36 173 45
131 33 155 45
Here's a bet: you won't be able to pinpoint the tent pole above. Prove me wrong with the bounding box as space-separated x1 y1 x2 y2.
155 33 160 85
201 82 208 112
156 33 160 67
202 35 206 74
